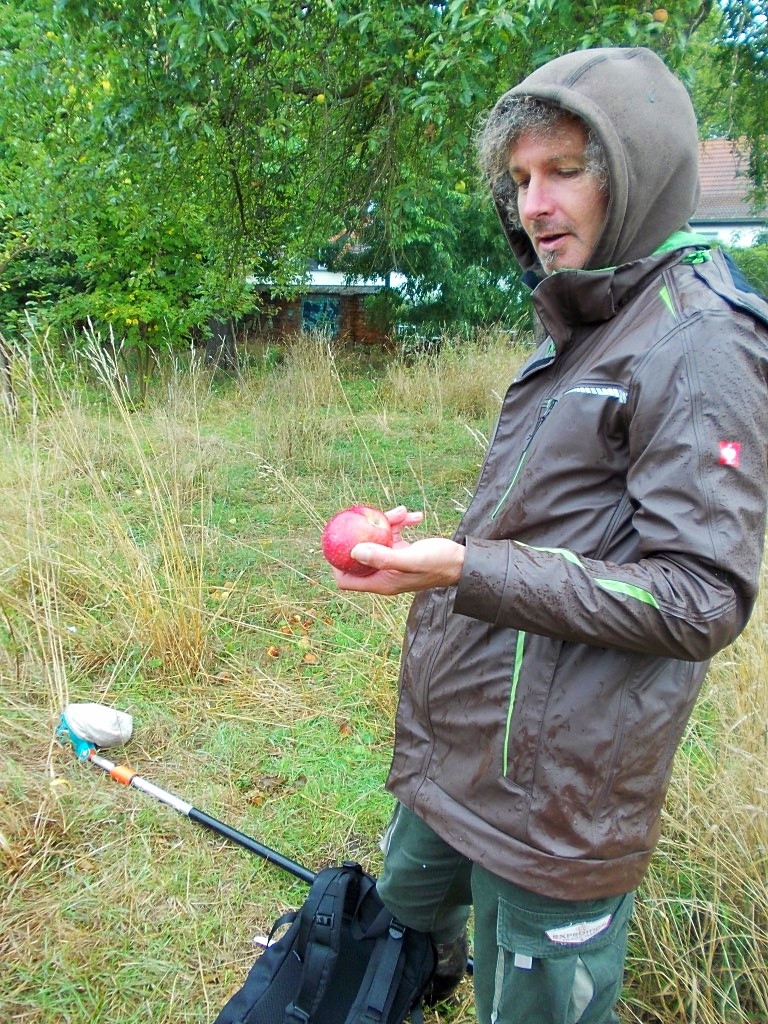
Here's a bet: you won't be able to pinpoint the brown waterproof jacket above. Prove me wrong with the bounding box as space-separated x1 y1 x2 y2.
385 48 768 900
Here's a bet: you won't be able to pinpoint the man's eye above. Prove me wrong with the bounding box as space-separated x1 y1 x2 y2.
514 179 529 190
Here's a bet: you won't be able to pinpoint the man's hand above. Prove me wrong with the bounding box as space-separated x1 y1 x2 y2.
330 506 465 595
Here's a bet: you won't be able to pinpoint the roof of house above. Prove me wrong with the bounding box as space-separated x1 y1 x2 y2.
694 139 765 225
247 269 407 295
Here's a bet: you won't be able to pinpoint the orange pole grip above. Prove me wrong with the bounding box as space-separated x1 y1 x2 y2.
110 763 138 785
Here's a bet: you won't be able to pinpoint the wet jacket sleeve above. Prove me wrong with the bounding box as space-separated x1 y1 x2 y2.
454 311 768 662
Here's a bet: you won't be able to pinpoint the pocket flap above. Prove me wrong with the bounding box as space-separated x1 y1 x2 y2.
497 892 632 960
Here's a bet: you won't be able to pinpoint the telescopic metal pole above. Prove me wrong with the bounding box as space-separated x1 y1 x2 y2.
83 748 317 885
58 707 474 974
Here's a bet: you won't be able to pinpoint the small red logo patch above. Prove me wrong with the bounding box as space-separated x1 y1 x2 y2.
719 441 741 467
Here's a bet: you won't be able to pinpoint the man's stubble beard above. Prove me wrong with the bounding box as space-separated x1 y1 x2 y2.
539 249 561 274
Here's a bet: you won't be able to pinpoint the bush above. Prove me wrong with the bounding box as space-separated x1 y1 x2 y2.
724 243 768 299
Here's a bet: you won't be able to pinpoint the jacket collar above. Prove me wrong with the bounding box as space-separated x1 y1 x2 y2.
528 234 711 349
528 251 675 347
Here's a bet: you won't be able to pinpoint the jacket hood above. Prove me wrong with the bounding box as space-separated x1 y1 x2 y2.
492 47 701 274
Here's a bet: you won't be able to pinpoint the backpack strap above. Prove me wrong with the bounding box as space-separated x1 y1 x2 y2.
283 864 363 1024
693 250 768 329
346 918 407 1024
267 911 297 944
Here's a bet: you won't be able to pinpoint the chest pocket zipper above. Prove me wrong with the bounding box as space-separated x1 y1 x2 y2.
491 397 558 520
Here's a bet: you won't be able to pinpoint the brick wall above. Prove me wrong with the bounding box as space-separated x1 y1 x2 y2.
255 292 388 345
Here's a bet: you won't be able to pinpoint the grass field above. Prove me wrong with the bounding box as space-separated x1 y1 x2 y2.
1 331 766 1023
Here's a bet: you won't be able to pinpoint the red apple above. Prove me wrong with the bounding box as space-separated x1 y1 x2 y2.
321 505 393 576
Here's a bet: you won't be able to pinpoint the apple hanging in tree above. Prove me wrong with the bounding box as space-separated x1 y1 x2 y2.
321 505 393 576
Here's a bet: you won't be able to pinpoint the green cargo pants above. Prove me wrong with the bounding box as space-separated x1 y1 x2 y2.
377 804 634 1024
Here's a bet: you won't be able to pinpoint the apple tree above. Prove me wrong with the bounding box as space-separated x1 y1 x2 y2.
1 0 764 362
688 0 767 202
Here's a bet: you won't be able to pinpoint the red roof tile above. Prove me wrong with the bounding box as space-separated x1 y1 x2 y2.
694 139 765 224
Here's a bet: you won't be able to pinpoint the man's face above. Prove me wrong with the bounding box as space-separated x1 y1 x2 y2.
508 119 608 274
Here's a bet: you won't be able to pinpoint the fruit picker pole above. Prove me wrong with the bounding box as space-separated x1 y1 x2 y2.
56 703 316 886
57 703 475 975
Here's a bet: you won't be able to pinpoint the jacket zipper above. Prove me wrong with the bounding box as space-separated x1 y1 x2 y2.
491 395 556 777
412 597 451 800
490 397 558 520
503 629 527 777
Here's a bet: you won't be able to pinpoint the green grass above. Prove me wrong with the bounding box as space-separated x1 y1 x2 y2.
1 328 766 1023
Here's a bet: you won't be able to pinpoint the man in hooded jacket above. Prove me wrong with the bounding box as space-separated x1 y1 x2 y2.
331 47 768 1023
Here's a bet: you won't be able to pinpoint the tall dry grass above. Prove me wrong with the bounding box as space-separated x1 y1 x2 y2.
0 334 229 702
253 332 347 471
0 327 766 1023
624 570 768 1023
383 327 518 423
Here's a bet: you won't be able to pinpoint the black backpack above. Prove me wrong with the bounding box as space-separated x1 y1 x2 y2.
214 862 437 1024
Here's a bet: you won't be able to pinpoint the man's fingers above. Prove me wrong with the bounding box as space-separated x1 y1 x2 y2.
350 542 401 569
385 506 424 530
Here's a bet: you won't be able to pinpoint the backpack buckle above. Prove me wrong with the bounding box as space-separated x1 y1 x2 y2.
284 1003 311 1024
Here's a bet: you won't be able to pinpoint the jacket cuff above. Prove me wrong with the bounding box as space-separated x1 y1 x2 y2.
454 537 512 623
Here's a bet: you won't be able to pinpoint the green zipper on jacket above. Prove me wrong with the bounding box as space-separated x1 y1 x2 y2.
503 629 527 776
491 397 558 519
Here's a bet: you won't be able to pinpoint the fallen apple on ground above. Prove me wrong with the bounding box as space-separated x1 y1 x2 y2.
321 505 393 576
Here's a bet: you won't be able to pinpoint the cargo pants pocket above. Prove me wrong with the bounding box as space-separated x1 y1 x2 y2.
483 886 634 1024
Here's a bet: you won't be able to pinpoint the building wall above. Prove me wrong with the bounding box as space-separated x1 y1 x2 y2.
255 292 388 345
339 294 386 345
693 225 766 247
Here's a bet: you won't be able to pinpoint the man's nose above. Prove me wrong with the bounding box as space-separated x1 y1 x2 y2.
520 176 553 220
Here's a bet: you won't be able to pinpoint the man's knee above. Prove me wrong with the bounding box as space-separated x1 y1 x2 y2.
376 803 472 940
